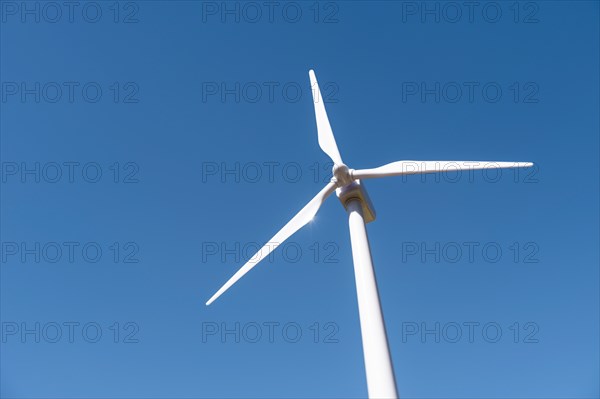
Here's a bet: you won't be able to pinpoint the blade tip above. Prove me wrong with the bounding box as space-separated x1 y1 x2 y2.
205 296 216 306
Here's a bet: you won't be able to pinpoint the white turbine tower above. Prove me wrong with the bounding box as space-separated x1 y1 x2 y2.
206 70 533 398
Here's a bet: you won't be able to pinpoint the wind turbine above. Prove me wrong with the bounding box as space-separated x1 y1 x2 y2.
206 70 533 398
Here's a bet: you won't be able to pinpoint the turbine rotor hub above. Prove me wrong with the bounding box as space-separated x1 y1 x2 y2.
332 163 354 187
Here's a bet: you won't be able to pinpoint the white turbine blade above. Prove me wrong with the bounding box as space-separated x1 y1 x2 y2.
309 70 343 165
206 181 337 306
353 161 534 180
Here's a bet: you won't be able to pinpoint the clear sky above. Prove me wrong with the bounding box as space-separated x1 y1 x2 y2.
1 1 598 398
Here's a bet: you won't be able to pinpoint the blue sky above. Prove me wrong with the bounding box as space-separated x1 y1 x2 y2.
1 1 598 398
